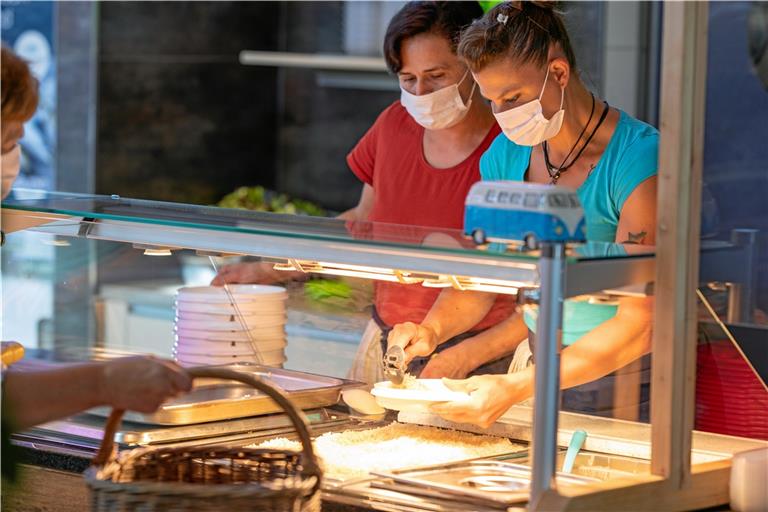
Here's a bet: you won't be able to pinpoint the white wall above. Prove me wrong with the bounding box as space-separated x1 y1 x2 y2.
602 1 648 117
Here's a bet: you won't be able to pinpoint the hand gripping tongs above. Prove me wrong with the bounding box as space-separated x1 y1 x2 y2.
383 345 407 386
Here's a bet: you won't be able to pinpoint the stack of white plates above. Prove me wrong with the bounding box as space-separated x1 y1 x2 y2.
173 285 288 367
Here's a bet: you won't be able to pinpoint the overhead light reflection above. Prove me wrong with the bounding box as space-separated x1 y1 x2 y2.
273 260 521 295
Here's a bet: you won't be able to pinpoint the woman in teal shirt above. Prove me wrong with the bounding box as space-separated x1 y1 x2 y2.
387 1 658 426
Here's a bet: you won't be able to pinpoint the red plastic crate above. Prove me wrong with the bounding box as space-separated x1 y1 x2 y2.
695 340 768 440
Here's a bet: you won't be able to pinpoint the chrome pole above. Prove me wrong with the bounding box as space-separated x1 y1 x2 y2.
529 242 565 510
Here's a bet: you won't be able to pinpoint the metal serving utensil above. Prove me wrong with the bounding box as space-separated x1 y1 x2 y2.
207 256 263 365
383 345 407 386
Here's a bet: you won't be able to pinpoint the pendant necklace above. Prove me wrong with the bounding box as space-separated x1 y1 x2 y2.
544 95 609 185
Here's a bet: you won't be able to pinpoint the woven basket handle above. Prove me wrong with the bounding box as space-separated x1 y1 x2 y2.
92 367 322 479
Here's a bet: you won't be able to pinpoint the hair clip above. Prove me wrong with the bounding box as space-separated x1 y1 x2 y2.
497 13 509 25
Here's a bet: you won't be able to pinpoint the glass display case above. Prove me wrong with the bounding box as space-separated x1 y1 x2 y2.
6 189 761 512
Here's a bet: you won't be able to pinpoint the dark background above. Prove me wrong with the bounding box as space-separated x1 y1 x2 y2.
95 1 282 205
88 1 608 211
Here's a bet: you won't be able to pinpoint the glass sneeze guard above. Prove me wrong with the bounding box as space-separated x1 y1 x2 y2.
2 189 655 297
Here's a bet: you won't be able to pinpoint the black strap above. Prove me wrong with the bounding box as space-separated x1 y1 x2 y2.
547 93 595 177
544 100 610 184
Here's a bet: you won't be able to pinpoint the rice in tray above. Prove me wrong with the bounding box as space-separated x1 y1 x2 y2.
251 422 524 479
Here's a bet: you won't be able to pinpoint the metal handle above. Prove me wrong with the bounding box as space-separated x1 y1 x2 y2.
92 367 321 480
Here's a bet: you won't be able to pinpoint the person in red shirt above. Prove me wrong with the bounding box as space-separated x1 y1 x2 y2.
214 2 515 384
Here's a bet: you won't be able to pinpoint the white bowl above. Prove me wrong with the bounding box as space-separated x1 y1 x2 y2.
175 326 285 342
174 351 286 366
174 300 286 315
371 380 471 413
174 338 286 353
174 344 265 357
173 347 285 360
174 310 286 323
176 360 285 369
176 285 288 303
175 317 285 331
174 349 285 360
174 341 286 357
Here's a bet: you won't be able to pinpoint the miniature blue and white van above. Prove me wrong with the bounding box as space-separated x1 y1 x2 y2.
464 181 587 249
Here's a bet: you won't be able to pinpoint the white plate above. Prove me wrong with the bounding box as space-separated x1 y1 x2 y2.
174 310 286 323
371 380 471 413
176 360 284 369
175 317 285 331
174 353 286 366
176 285 288 303
173 347 285 360
174 300 286 315
174 338 286 353
175 326 285 341
173 341 286 357
175 334 285 346
173 345 280 358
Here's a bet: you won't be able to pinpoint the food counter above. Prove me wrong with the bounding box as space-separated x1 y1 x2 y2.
2 191 765 511
7 365 762 512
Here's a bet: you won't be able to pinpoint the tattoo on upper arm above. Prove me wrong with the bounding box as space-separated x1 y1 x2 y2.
623 230 648 244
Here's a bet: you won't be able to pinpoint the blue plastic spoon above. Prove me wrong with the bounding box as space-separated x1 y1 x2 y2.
562 429 588 473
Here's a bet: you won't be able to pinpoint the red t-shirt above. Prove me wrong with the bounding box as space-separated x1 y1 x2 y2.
346 102 513 329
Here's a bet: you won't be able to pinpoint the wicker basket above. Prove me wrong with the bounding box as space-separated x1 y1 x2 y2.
84 367 322 511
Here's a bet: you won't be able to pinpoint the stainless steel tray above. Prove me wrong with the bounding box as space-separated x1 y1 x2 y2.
88 363 362 425
372 460 598 508
19 408 356 452
518 450 651 481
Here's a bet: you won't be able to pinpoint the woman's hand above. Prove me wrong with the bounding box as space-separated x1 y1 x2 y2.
430 373 532 428
387 322 439 363
420 346 471 379
99 356 192 413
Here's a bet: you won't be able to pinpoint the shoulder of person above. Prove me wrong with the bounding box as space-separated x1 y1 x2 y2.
480 132 527 180
352 101 412 152
376 100 414 128
615 112 659 166
609 112 660 210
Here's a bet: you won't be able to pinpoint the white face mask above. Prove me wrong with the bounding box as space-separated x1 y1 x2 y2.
1 145 21 200
494 66 565 146
400 70 477 130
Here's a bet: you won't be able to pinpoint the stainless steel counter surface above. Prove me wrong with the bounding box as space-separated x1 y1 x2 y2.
399 405 768 464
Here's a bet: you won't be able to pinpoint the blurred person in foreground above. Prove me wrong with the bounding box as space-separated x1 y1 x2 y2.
1 45 192 483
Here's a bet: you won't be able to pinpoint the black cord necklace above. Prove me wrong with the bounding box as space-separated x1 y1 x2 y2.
544 97 609 185
547 93 594 176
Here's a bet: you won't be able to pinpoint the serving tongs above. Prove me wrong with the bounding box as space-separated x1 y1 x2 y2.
207 256 263 365
383 345 407 386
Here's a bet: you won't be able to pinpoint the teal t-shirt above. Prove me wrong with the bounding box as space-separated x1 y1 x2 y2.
480 110 658 345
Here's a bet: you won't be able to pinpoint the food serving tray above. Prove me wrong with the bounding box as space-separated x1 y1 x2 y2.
20 408 351 450
371 460 598 508
88 363 362 425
